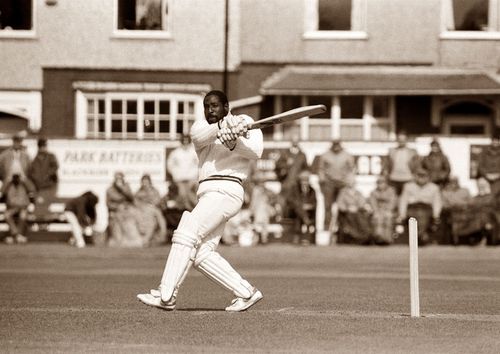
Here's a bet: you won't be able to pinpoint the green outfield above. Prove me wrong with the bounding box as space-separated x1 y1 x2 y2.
1 243 499 353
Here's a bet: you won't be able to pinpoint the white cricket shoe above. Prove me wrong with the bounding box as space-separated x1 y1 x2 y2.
137 293 176 311
225 289 263 312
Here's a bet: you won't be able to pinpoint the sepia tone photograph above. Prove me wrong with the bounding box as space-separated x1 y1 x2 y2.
0 0 499 353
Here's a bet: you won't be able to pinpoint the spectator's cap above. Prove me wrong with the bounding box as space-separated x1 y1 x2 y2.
415 168 429 177
37 137 47 148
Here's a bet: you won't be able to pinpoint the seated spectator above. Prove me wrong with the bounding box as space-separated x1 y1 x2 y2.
64 191 99 248
369 176 397 245
440 177 472 244
166 135 198 211
249 175 275 244
106 172 142 247
398 168 442 244
135 174 167 246
0 174 36 244
441 176 471 209
421 139 451 188
223 208 256 247
336 179 373 245
158 182 196 242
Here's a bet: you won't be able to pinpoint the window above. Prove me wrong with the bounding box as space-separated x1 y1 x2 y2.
84 93 201 140
115 0 170 37
442 0 500 37
304 0 367 39
0 0 34 37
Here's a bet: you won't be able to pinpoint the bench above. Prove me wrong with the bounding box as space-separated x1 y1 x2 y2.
0 198 73 243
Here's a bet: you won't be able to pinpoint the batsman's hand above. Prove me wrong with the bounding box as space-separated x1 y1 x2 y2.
217 127 238 150
225 115 248 138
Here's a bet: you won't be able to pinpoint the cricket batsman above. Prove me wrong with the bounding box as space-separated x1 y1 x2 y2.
137 90 264 312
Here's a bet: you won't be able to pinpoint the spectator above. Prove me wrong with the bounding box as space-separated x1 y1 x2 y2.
287 170 317 245
421 139 451 188
275 135 308 186
135 174 167 246
275 135 309 219
318 139 355 231
64 191 99 248
0 173 35 244
369 176 398 245
0 133 31 183
106 172 142 247
249 175 275 244
166 134 199 211
477 133 500 201
28 137 59 199
441 176 471 210
384 132 420 195
336 178 372 244
398 168 442 244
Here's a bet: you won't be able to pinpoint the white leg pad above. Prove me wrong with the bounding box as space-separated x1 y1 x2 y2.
160 211 199 302
194 248 254 299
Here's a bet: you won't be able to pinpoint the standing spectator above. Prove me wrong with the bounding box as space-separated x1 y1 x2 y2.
64 191 99 248
274 135 309 219
421 139 451 188
317 139 355 231
336 178 372 244
0 133 31 183
106 172 142 247
477 134 500 200
398 168 442 244
0 174 35 244
135 174 167 246
384 132 420 195
275 135 308 186
369 176 398 245
166 134 199 211
28 137 59 219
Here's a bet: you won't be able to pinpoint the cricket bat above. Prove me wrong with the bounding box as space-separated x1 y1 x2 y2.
247 104 327 130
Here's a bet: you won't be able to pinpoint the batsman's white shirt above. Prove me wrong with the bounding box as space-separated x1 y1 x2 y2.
189 114 263 242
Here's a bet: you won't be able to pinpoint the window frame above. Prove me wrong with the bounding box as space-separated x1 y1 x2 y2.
440 0 500 40
303 0 368 40
78 91 203 140
113 0 172 39
0 0 36 39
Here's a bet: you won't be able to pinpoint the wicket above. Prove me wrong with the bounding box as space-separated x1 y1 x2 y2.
409 217 420 317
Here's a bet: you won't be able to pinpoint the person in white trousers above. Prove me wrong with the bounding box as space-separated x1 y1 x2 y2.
137 90 264 312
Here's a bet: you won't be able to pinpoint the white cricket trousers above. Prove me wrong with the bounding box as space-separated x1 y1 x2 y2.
192 180 244 249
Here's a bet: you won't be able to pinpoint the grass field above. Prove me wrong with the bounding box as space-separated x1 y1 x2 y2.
1 243 499 353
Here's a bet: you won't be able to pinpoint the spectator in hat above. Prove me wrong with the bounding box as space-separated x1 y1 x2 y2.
317 139 355 231
421 139 451 188
384 132 420 195
398 168 442 244
28 137 60 218
0 133 32 184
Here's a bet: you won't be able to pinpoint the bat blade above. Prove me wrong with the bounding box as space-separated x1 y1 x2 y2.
247 104 327 130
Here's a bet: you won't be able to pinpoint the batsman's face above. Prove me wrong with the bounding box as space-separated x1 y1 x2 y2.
204 95 228 124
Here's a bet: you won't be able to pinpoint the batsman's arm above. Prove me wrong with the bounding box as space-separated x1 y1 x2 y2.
230 116 263 160
190 119 219 150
